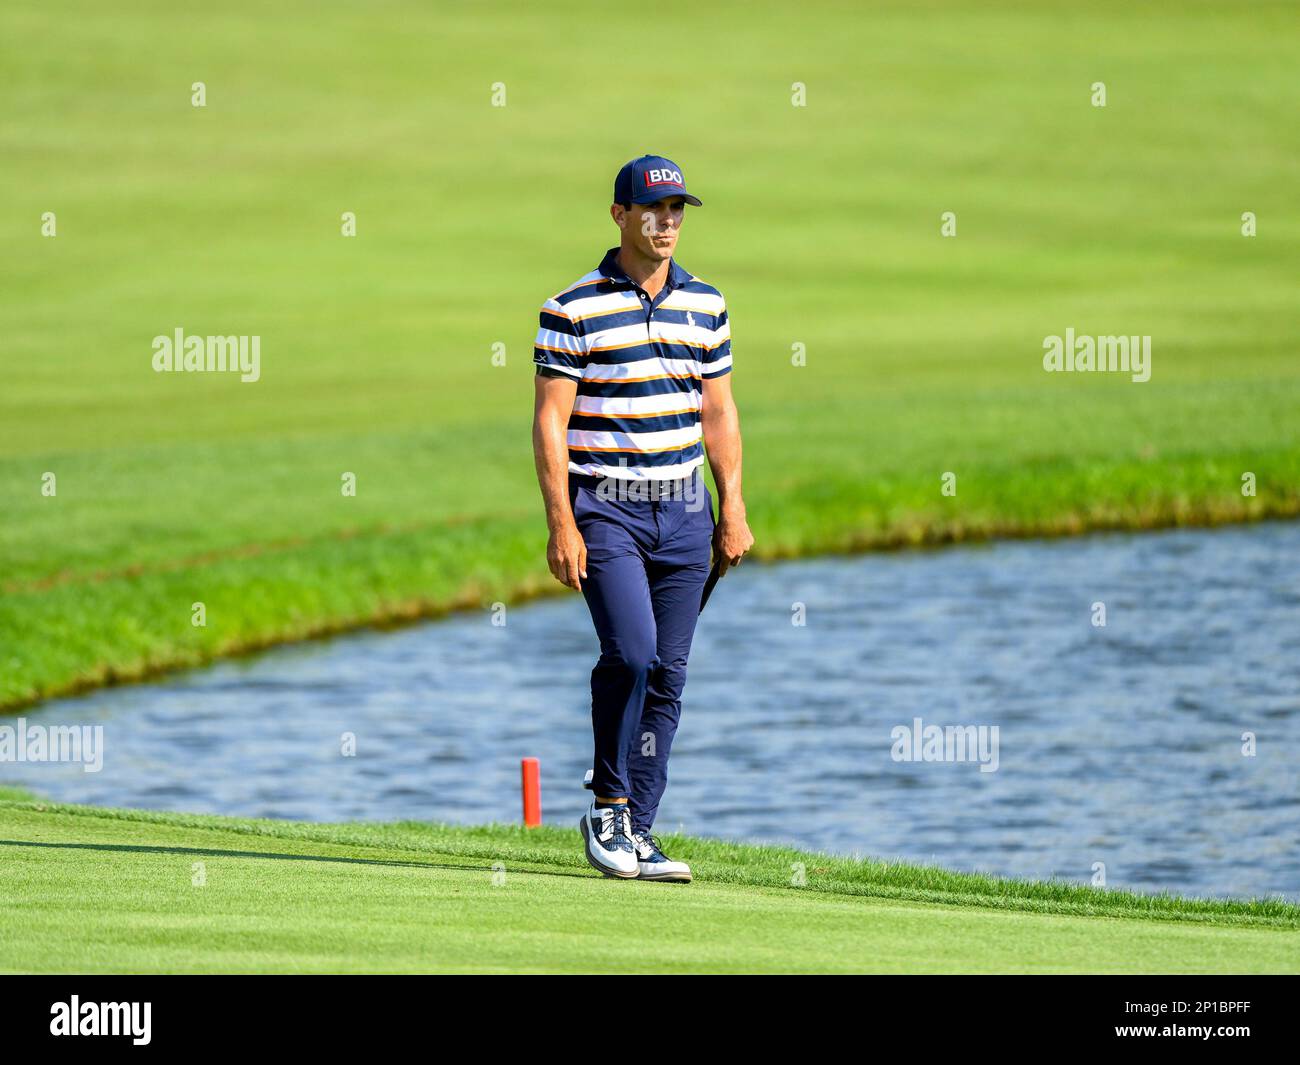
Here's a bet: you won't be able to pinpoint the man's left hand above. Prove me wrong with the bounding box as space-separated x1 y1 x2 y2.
713 511 754 577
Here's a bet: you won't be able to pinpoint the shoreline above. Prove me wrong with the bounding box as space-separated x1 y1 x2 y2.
4 500 1297 716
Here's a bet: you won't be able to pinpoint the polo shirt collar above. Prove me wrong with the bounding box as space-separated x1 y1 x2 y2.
597 247 691 292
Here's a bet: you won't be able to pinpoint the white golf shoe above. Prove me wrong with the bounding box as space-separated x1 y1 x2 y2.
631 831 692 882
578 802 639 879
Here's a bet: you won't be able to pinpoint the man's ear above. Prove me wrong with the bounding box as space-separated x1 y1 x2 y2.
610 203 626 229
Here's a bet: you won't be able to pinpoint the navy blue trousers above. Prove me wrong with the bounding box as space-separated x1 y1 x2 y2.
569 469 715 835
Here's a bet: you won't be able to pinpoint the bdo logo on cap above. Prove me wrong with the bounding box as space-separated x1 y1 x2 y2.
645 168 684 188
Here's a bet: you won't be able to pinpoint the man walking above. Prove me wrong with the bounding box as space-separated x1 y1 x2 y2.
532 155 753 882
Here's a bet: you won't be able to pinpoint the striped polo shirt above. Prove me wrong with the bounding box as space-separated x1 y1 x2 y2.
533 247 732 480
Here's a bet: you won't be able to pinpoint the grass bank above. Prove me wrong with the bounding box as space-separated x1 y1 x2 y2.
1 789 1296 973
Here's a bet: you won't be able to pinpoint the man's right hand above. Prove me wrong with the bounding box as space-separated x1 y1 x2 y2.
547 522 588 591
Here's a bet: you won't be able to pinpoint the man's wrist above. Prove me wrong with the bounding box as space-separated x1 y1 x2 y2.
547 512 578 535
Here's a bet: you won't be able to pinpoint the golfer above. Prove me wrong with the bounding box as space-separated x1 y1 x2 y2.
532 154 753 882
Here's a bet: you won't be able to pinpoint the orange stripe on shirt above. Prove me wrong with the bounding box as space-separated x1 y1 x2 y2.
574 406 700 419
583 370 702 384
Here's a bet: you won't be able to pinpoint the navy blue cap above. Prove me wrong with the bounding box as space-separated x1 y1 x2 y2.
613 155 703 207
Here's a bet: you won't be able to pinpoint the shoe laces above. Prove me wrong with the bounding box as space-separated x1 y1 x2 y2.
633 832 665 860
596 805 634 850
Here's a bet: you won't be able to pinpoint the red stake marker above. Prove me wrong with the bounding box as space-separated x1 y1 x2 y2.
521 757 541 827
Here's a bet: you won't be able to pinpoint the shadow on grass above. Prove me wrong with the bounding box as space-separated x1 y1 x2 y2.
0 838 598 881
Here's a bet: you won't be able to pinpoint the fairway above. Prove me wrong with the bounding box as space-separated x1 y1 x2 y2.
3 0 1298 984
1 793 1296 974
2 0 1299 708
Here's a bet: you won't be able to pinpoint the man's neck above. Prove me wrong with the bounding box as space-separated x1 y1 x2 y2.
616 244 671 298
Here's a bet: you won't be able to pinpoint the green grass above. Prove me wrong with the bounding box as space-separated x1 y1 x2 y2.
1 789 1296 973
2 0 1299 708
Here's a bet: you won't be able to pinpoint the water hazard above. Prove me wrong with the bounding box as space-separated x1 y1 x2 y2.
5 522 1297 902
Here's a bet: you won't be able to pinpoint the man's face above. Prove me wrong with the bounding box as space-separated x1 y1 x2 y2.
613 197 686 260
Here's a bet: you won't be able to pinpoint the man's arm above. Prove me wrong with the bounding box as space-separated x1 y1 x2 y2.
701 371 754 575
533 373 587 591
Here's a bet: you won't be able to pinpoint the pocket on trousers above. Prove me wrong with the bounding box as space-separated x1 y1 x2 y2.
679 482 715 565
569 483 590 523
692 480 716 531
571 485 629 561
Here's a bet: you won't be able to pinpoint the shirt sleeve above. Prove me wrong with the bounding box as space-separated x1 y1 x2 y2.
701 298 732 379
533 297 586 379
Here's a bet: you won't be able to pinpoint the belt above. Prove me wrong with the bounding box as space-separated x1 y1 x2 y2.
569 470 700 501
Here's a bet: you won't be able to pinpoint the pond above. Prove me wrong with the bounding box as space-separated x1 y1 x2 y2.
4 521 1297 902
